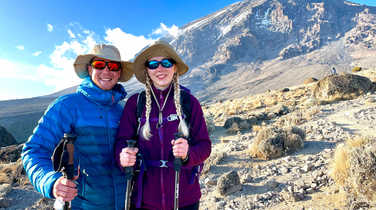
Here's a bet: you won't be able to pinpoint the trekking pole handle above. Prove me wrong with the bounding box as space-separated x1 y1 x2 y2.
173 133 185 172
63 133 76 180
54 133 76 210
124 140 137 176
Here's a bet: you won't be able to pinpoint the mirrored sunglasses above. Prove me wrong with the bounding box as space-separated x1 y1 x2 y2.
91 60 121 72
145 58 175 70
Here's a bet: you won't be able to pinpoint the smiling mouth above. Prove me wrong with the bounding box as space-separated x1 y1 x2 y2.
156 74 167 79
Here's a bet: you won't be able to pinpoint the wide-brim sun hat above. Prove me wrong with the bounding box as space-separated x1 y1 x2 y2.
73 44 133 82
133 40 188 84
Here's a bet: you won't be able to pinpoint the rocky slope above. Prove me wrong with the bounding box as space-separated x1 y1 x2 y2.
0 126 17 147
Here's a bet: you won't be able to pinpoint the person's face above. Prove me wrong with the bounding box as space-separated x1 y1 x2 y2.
88 57 121 90
146 57 176 90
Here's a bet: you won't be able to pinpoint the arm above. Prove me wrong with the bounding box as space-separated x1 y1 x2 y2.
21 97 74 198
183 95 211 167
115 94 139 170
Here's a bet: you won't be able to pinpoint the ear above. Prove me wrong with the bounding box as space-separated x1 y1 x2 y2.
88 65 93 76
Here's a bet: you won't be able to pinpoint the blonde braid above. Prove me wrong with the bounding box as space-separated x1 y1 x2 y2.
141 72 152 140
173 73 189 137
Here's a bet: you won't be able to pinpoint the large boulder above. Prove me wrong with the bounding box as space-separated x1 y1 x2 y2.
0 126 17 147
313 74 372 102
216 170 241 196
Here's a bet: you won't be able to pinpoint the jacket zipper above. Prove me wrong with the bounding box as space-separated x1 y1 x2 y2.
159 125 166 210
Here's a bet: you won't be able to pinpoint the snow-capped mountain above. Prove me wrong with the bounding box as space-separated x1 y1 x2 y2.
169 0 376 101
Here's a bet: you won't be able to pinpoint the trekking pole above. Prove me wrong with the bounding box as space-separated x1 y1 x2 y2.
124 140 137 210
52 133 77 210
173 133 185 210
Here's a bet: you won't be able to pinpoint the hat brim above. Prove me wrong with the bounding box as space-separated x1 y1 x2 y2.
74 54 133 82
133 42 188 84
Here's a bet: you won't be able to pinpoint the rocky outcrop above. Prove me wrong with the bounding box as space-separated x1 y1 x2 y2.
0 126 17 147
0 144 23 162
313 73 373 102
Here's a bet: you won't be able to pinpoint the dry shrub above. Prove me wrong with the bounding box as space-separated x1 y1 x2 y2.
329 137 369 185
204 112 216 134
266 104 290 117
301 97 319 107
252 124 266 133
202 152 226 175
313 74 372 103
223 117 253 134
0 159 24 185
329 137 376 203
284 127 305 153
348 140 376 201
249 126 305 160
275 109 314 127
305 106 320 119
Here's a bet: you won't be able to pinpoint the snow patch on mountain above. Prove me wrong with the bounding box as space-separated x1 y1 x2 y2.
220 9 252 36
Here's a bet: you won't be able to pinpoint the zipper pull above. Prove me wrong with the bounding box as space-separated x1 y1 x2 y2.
158 111 163 126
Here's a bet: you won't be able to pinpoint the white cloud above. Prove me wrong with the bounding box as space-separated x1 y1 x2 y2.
0 58 80 99
104 28 155 61
152 23 181 38
1 24 172 100
46 31 97 91
47 24 54 32
16 45 24 50
67 29 76 38
32 51 42 56
49 40 88 70
0 59 40 81
36 64 80 91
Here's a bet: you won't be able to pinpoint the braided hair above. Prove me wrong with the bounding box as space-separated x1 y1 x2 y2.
140 72 189 140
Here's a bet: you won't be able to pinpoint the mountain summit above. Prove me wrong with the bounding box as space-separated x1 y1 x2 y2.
169 0 376 102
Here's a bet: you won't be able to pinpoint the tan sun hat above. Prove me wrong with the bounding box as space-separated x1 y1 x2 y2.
73 44 133 82
133 40 188 83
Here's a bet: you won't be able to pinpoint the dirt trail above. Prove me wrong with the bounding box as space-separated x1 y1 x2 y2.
326 101 376 138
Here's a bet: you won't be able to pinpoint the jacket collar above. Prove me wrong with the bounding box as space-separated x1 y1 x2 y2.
151 83 173 98
77 76 127 106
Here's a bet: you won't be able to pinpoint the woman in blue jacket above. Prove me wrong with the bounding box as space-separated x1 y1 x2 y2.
22 44 133 209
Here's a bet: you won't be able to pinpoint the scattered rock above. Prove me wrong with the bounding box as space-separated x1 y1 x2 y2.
217 170 242 196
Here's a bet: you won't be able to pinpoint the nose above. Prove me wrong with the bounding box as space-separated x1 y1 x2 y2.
102 66 112 72
156 63 168 71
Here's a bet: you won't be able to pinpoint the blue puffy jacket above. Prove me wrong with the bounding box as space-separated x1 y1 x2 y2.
22 77 127 210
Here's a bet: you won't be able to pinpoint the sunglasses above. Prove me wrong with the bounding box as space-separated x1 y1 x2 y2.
145 58 175 70
91 60 122 72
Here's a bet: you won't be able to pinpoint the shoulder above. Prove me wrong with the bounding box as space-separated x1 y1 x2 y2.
55 92 83 104
46 93 80 111
124 92 141 109
182 90 200 107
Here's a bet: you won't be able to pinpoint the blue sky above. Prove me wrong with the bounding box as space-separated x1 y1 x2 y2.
0 0 375 100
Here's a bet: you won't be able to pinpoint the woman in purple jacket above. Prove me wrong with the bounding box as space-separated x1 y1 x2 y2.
115 40 211 210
